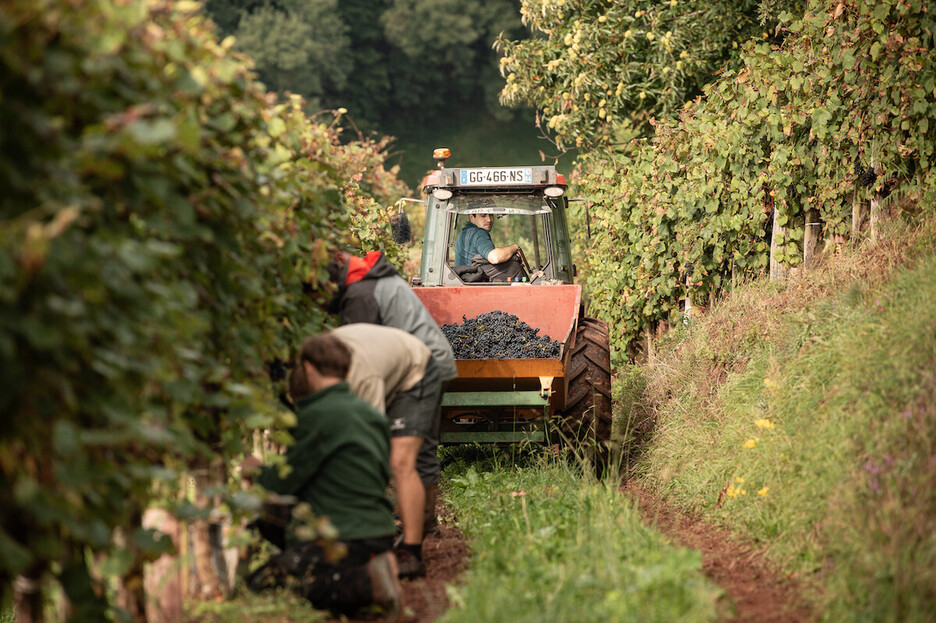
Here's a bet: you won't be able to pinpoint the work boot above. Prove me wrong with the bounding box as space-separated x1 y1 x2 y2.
367 551 404 623
423 483 440 538
394 544 427 579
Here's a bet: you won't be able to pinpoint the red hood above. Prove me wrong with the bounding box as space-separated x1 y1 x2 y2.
345 250 383 287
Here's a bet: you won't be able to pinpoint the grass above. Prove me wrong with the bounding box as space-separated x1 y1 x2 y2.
438 445 722 623
625 214 936 622
184 589 325 622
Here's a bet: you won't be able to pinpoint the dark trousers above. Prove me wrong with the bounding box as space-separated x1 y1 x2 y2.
247 533 392 615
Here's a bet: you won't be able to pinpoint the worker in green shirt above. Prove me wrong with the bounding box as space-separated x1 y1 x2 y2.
243 333 403 622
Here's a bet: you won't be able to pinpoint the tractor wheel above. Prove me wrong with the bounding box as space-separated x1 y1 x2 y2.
558 317 613 468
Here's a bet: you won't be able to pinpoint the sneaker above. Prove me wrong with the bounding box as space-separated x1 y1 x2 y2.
394 547 427 579
367 551 404 623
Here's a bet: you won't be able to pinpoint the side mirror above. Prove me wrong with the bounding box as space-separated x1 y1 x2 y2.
391 198 425 245
390 212 411 245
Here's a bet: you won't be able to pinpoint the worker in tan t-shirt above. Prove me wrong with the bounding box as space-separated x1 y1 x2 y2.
303 324 440 578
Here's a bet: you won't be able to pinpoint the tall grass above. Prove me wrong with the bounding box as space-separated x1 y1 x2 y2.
629 217 936 622
439 447 722 623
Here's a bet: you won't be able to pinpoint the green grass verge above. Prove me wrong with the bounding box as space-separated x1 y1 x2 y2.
438 447 722 623
629 218 936 622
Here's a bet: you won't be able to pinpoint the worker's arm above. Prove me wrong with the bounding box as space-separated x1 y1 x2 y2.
486 243 520 265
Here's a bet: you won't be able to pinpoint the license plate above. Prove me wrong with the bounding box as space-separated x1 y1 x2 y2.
459 168 532 186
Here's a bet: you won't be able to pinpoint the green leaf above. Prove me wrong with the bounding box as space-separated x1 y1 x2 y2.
126 118 178 146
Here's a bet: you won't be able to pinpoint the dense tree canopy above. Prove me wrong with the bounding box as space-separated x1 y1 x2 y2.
203 0 525 132
495 0 806 150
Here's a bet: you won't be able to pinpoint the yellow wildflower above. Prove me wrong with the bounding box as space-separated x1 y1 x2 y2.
735 476 745 484
743 438 759 449
754 418 775 430
758 487 770 497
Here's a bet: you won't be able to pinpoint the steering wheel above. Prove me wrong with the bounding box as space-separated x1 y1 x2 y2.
515 247 533 277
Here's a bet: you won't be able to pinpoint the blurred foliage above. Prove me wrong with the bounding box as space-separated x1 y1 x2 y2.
0 0 405 614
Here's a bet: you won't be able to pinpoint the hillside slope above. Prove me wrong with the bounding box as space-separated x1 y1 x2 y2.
624 214 936 621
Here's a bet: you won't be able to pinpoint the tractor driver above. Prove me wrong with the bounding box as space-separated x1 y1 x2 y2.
453 213 527 282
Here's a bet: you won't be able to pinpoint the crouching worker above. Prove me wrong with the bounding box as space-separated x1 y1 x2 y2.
242 333 403 622
328 324 442 579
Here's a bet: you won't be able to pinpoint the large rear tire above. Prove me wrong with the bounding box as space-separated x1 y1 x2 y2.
558 317 613 468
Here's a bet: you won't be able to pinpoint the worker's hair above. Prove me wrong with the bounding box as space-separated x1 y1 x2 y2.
288 364 311 401
298 333 352 380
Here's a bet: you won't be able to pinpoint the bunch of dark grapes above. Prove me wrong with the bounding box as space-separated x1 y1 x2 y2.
854 158 877 188
441 311 561 359
267 357 287 382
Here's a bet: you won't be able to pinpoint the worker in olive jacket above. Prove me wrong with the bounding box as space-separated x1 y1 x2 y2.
244 333 403 622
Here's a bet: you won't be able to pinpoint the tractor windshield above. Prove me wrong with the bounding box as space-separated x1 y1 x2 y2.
447 193 564 283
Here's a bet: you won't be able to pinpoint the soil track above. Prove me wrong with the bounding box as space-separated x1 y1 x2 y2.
331 482 814 622
624 481 814 623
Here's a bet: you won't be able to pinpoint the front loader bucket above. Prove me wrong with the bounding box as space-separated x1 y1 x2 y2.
413 284 581 349
413 285 582 443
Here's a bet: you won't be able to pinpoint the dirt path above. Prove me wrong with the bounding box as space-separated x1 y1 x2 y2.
331 481 814 622
624 481 815 623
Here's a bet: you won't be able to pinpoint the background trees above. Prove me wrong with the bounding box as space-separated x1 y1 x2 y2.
496 0 787 150
203 0 536 185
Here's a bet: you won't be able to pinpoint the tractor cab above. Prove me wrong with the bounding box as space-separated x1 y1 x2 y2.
400 148 578 287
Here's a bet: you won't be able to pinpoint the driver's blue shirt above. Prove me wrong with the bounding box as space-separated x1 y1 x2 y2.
454 222 495 267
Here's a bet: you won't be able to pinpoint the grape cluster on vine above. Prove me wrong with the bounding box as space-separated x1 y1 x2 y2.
854 158 878 188
441 311 561 359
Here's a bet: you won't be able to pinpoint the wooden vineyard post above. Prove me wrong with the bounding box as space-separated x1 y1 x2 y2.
852 186 868 235
804 207 821 264
869 159 886 241
190 460 225 600
143 508 184 623
769 206 788 280
13 574 41 623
